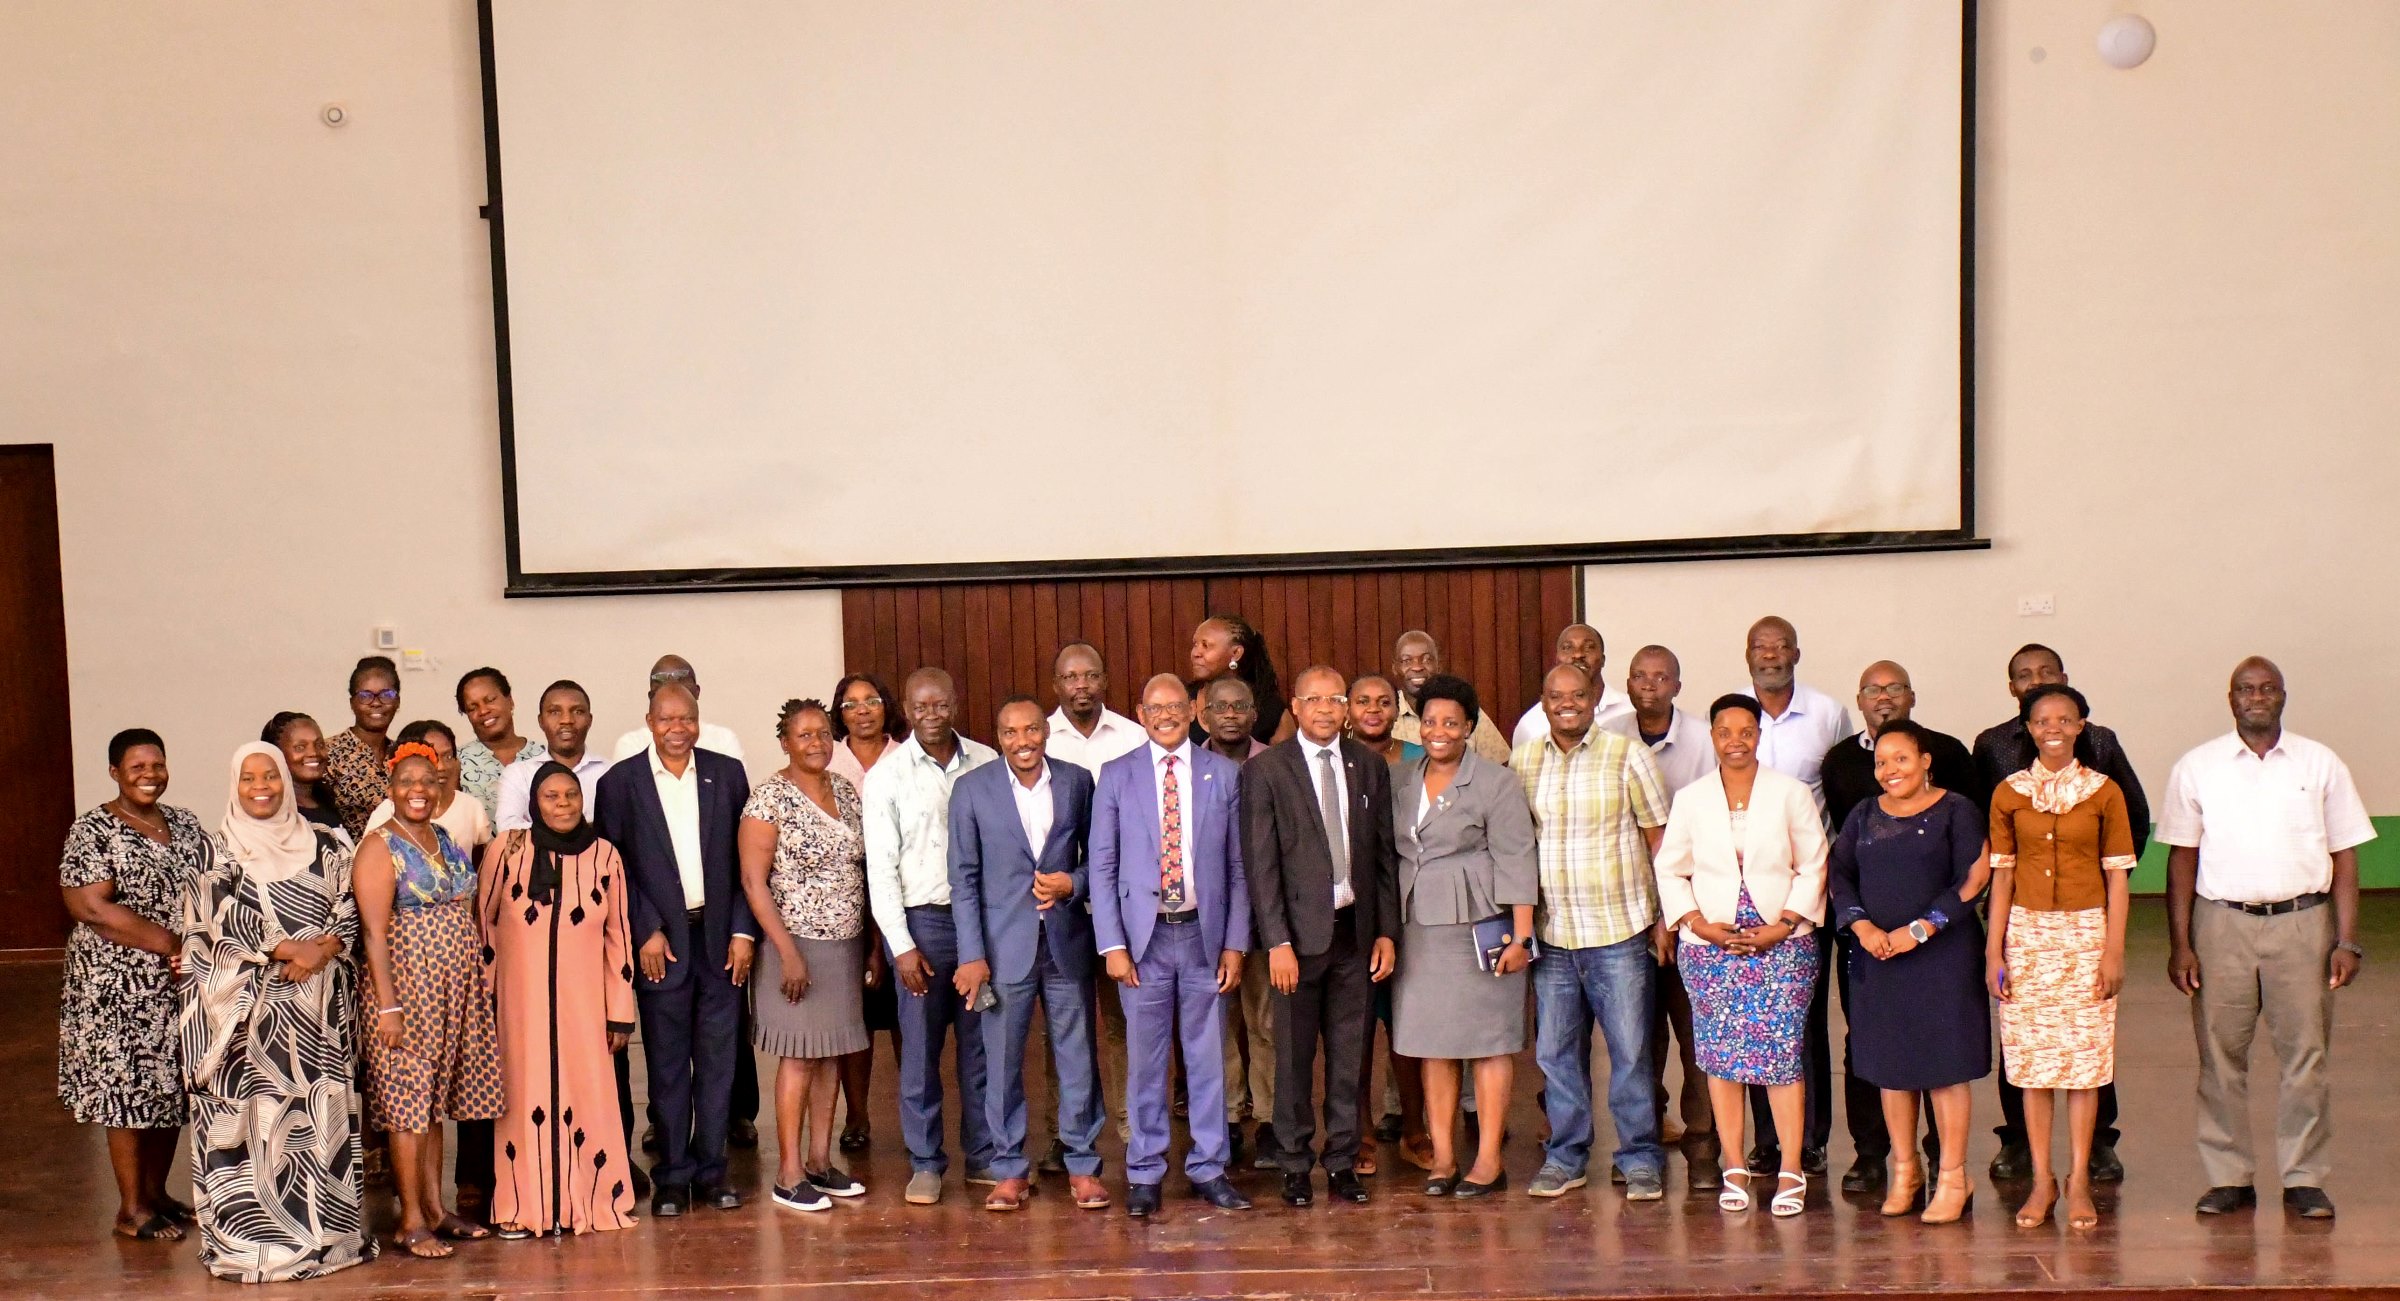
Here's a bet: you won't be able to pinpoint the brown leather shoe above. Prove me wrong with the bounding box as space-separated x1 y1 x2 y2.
1069 1175 1112 1209
984 1178 1033 1212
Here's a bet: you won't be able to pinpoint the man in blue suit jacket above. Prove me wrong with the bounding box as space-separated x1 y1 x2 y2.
950 697 1108 1212
1091 674 1252 1217
593 683 756 1217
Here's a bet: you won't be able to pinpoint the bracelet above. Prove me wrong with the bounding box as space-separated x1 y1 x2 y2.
378 1006 402 1016
2336 940 2366 959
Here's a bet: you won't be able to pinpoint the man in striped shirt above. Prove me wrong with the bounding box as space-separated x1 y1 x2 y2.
1514 663 1672 1201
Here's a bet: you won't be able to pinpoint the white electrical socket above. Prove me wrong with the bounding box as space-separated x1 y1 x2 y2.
2016 594 2056 617
401 649 430 672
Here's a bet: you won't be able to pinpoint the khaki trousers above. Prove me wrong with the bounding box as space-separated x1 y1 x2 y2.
2191 900 2336 1188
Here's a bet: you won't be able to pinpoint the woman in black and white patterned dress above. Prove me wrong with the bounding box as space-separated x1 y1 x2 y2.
181 742 376 1283
57 728 211 1242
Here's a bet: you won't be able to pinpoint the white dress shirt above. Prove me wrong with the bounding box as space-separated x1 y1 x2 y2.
1512 687 1634 751
1750 682 1852 813
649 745 708 909
863 732 998 957
1012 761 1055 854
613 722 746 765
1299 736 1356 912
494 748 615 831
2156 730 2376 904
1046 706 1146 779
1602 708 1719 800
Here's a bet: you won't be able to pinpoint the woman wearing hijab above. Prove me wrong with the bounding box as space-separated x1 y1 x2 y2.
354 741 504 1259
180 742 376 1283
479 761 640 1236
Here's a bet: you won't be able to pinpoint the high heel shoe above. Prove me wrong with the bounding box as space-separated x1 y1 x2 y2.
1717 1167 1754 1213
1920 1165 1973 1225
2015 1178 2058 1229
1771 1172 1808 1218
1880 1156 1924 1217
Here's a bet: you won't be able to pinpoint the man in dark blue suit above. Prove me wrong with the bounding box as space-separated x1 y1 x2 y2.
950 697 1109 1213
1091 674 1252 1218
593 682 755 1217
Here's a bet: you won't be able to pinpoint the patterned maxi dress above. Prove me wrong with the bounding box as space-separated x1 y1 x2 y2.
180 828 376 1283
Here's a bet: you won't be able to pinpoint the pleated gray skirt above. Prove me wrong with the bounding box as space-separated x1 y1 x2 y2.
752 934 868 1059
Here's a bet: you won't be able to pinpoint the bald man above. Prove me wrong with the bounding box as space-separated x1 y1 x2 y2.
2161 658 2371 1220
1510 624 1632 750
612 654 748 762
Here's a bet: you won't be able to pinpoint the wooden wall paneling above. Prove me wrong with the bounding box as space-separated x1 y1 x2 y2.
0 446 75 951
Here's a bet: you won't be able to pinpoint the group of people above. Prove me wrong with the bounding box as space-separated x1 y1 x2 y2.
54 615 2371 1282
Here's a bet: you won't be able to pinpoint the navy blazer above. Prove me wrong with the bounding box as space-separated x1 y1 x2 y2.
947 757 1095 985
593 746 756 994
1090 742 1249 965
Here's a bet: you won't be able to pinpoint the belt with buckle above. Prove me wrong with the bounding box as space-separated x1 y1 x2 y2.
2212 891 2328 917
1157 909 1200 925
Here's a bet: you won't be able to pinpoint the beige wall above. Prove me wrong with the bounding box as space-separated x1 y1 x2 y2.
5 1 2396 819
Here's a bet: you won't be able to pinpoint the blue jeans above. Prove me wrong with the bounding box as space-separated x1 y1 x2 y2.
1534 932 1664 1178
894 905 993 1175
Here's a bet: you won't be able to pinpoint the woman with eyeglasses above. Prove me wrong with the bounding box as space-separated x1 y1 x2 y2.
326 655 401 839
826 672 901 1152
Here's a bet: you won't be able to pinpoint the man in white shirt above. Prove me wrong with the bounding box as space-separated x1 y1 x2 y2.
1600 644 1720 1190
863 668 999 1205
2161 657 2374 1221
1511 623 1633 750
495 679 613 830
1738 616 1850 1178
611 654 746 764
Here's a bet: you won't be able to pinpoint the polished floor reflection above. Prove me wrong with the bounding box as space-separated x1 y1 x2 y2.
8 897 2396 1298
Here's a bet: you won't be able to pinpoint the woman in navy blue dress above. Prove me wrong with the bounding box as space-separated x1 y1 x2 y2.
1829 721 1991 1225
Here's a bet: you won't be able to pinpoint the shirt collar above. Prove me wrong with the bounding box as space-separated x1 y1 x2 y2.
647 743 694 781
1544 725 1601 756
1300 735 1343 765
1150 739 1194 768
904 733 970 773
1050 706 1132 738
2228 731 2287 761
1013 760 1054 796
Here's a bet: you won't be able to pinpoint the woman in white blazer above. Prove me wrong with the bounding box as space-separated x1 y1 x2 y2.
1652 694 1828 1218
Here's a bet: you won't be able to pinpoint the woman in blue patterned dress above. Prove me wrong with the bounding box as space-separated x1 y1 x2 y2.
354 741 503 1259
1653 695 1830 1218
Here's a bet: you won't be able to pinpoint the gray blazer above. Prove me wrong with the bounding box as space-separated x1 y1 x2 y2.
1394 751 1538 926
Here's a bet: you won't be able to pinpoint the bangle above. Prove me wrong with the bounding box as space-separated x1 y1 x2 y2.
2336 940 2366 959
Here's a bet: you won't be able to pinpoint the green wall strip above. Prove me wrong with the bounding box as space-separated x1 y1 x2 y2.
2130 816 2400 894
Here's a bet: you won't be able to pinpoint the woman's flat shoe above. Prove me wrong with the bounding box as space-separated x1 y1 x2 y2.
1718 1168 1754 1213
1452 1171 1508 1198
1422 1171 1460 1197
1772 1172 1808 1217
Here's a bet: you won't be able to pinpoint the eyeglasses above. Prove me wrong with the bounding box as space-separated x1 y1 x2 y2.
1859 683 1913 699
353 689 398 705
1140 702 1192 717
1056 671 1104 687
838 697 883 712
1296 694 1349 709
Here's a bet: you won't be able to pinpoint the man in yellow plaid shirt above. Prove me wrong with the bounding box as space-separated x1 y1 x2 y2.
1513 662 1671 1201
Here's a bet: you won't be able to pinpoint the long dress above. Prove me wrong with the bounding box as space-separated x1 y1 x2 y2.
180 829 376 1283
1828 792 1992 1091
362 826 504 1133
57 805 210 1128
479 834 640 1233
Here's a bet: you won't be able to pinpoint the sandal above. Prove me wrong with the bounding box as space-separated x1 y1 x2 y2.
1355 1143 1380 1177
1771 1171 1808 1217
114 1213 184 1241
2015 1178 2057 1229
154 1195 196 1224
1718 1167 1753 1213
435 1213 492 1241
396 1229 454 1259
492 1222 537 1241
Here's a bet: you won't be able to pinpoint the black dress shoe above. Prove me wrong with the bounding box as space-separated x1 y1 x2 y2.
1328 1170 1370 1204
2195 1184 2257 1215
642 1124 662 1154
1747 1148 1779 1176
1251 1124 1281 1171
1988 1143 2031 1181
2284 1186 2335 1219
1376 1113 1404 1143
1126 1183 1161 1219
1452 1170 1508 1198
1842 1158 1887 1194
1800 1146 1828 1177
1039 1138 1070 1176
651 1184 689 1217
2088 1143 2125 1184
703 1184 743 1210
1189 1175 1252 1210
1281 1172 1313 1207
1227 1129 1247 1167
630 1163 653 1199
728 1119 759 1150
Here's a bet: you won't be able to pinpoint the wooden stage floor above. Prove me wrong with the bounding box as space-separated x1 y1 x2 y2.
7 897 2400 1299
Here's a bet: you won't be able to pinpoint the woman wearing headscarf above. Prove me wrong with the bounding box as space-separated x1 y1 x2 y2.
479 761 639 1236
180 742 376 1282
354 741 504 1259
58 728 211 1242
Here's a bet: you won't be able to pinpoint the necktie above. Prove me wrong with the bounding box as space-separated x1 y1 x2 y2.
1159 754 1186 909
1318 748 1350 891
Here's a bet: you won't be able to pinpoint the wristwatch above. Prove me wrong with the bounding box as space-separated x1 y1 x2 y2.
1907 919 1935 945
2335 940 2367 959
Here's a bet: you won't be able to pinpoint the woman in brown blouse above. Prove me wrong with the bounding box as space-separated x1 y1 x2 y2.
1985 684 2135 1232
326 656 401 838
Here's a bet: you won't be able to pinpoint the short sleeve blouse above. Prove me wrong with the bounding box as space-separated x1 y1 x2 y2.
742 773 867 941
1988 776 2135 912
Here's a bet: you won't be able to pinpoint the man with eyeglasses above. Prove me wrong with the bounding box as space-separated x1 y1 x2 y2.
1240 668 1399 1206
612 654 747 763
1816 660 1978 1195
864 668 1000 1205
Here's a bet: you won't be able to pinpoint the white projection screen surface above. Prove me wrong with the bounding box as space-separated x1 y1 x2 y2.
483 1 1970 589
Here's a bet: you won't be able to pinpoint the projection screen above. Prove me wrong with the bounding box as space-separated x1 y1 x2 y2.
481 1 1973 591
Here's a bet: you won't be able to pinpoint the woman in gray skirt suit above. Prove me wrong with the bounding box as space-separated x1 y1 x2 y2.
740 699 872 1211
1392 675 1538 1198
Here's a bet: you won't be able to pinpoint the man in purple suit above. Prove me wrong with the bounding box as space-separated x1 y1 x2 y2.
1091 674 1252 1218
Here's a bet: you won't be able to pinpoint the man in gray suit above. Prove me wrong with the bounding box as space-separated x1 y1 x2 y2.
951 697 1109 1213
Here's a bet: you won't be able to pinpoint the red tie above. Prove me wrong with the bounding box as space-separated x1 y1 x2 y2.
1159 755 1187 909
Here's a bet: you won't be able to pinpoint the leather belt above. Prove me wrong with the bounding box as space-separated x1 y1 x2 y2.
1157 909 1200 925
2211 891 2328 917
